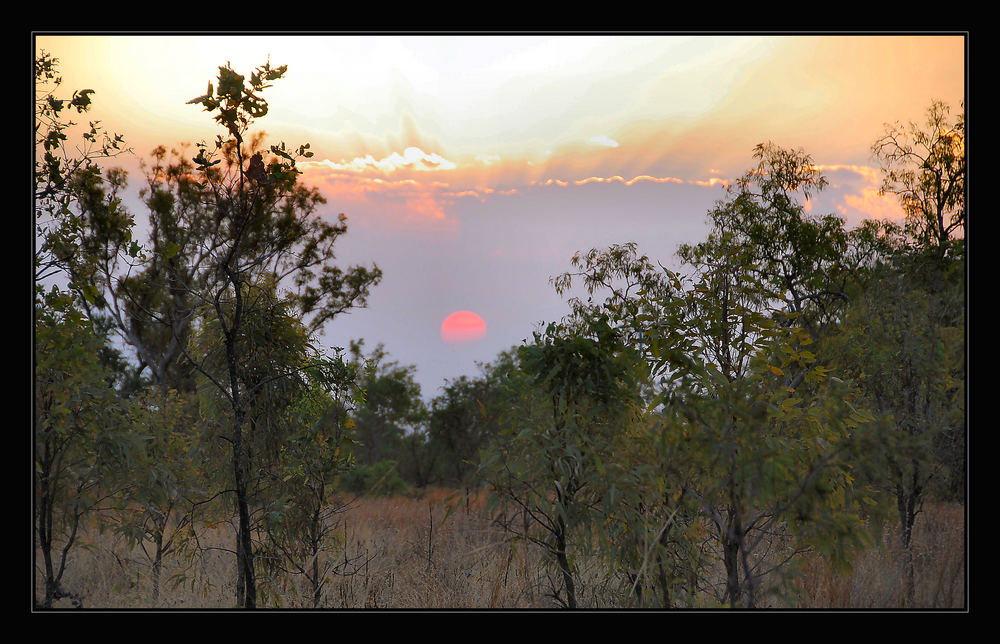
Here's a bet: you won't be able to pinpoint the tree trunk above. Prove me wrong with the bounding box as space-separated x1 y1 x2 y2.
38 489 57 608
655 524 674 608
232 411 256 608
897 478 920 607
152 527 164 601
722 535 741 608
721 502 743 608
554 514 577 609
36 443 81 609
311 549 322 608
221 266 257 609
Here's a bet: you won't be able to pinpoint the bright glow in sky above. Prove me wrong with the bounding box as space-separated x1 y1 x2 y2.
441 311 487 346
35 33 966 399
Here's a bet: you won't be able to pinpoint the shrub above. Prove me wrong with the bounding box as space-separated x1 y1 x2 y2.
339 460 410 497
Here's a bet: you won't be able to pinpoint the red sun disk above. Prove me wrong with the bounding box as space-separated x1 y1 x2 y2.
441 310 487 345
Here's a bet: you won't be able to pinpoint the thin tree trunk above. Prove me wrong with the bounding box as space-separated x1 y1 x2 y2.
152 527 164 601
655 525 674 608
232 411 256 609
723 535 741 608
554 514 577 609
897 480 919 607
312 548 322 608
220 262 257 610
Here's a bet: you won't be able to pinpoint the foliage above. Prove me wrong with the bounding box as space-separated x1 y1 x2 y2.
106 388 204 600
256 362 367 607
340 460 411 497
677 143 895 338
872 100 965 255
821 218 964 606
653 310 879 606
172 59 381 608
346 340 426 469
34 286 138 607
482 313 646 608
653 153 887 605
35 51 133 291
426 359 510 487
551 242 676 351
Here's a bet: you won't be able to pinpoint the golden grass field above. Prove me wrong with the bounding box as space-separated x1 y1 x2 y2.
35 489 965 610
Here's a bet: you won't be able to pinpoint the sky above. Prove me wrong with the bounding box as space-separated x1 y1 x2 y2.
34 33 967 401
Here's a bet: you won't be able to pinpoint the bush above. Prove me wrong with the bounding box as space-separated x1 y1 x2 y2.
339 460 410 497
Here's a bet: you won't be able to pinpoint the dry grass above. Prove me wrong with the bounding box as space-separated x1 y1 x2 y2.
35 493 965 610
789 503 966 609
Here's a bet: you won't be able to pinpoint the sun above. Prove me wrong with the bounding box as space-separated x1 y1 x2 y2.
441 311 487 345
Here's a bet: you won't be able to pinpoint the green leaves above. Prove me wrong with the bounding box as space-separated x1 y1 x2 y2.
188 60 290 147
70 88 95 112
216 64 245 101
190 146 220 171
872 101 965 254
520 316 640 414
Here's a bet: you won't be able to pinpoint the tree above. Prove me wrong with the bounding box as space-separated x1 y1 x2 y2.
147 60 383 608
255 357 368 607
548 143 889 605
872 101 965 257
551 242 675 353
677 143 888 340
821 158 964 606
794 102 969 606
661 161 884 606
823 256 963 606
108 388 205 602
483 314 645 608
650 304 876 607
34 287 137 607
33 51 146 608
427 370 503 487
346 340 426 470
34 51 133 291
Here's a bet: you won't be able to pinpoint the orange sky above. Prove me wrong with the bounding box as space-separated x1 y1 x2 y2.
36 34 964 229
34 33 967 397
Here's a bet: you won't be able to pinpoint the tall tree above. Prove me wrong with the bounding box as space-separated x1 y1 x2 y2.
677 142 886 340
807 100 968 606
815 104 967 604
164 60 381 608
823 254 963 605
872 100 965 257
34 51 139 608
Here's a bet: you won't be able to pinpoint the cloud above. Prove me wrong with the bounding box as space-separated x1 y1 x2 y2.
815 163 882 185
475 153 502 165
540 173 717 189
813 164 905 225
840 188 905 223
589 135 620 148
298 164 459 233
688 177 730 188
303 146 457 175
299 143 908 238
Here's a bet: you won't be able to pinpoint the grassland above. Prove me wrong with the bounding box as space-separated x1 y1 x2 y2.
34 489 965 610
